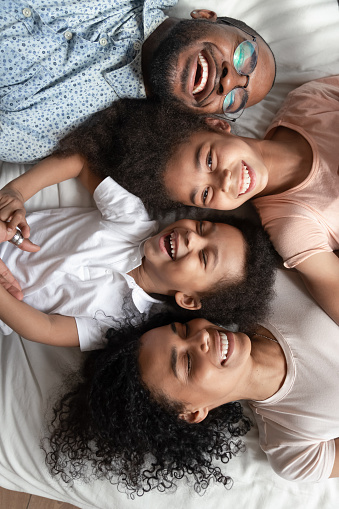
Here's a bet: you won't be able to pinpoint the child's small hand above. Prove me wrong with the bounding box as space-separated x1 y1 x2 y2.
0 221 40 252
0 258 23 300
0 186 30 239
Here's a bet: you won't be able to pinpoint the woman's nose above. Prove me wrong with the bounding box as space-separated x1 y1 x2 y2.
190 329 209 353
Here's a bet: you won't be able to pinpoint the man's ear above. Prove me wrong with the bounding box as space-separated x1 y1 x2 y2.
190 9 217 22
205 117 232 132
179 407 209 423
175 291 202 310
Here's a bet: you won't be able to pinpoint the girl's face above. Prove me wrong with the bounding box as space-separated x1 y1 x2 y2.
163 124 268 210
142 219 246 308
139 319 252 422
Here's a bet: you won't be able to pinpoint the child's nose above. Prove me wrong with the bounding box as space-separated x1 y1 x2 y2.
186 230 200 249
217 169 231 193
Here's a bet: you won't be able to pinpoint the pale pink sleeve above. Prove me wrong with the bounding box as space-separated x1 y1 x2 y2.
261 441 335 482
262 215 333 268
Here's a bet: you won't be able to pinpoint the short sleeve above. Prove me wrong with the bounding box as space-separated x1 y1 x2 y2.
262 440 335 482
75 316 109 351
94 177 150 220
93 177 158 240
264 215 332 268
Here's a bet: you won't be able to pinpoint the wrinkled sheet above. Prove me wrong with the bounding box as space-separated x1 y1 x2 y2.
1 0 339 507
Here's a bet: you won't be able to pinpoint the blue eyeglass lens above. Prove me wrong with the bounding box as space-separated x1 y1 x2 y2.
233 40 257 75
223 88 248 115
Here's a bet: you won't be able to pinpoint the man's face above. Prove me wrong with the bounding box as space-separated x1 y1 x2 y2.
148 16 276 115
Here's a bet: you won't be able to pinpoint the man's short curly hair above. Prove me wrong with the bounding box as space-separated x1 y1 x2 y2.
43 314 252 496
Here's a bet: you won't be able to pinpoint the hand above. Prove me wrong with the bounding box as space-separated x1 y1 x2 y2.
0 186 30 238
0 221 40 252
0 258 23 300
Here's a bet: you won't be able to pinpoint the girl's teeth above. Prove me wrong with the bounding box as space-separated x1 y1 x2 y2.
220 332 229 361
239 165 251 195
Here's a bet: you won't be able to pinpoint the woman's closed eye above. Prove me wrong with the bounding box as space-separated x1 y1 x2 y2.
200 249 207 267
186 351 192 376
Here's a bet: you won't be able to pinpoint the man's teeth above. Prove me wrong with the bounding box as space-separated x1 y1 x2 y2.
239 165 251 195
169 232 176 260
193 53 208 95
220 332 229 362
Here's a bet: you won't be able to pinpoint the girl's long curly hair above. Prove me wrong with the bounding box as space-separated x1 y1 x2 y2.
43 314 252 496
52 98 221 216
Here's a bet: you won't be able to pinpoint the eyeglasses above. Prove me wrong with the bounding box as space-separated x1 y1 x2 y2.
218 20 259 121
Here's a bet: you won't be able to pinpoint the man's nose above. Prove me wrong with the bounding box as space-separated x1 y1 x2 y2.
218 65 248 96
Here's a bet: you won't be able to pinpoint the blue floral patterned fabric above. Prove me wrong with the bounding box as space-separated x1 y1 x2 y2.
0 0 177 162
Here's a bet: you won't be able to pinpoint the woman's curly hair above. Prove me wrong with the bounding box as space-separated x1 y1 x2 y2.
53 97 219 216
43 314 252 496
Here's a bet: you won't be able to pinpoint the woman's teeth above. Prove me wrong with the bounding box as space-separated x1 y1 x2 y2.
193 53 208 95
220 332 229 363
239 164 251 195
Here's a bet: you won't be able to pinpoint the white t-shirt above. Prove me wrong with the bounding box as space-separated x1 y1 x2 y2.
0 177 159 350
250 269 339 482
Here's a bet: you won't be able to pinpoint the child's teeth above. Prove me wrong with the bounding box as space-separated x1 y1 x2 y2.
170 233 175 259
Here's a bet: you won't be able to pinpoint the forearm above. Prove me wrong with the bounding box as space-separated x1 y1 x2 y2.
0 284 79 346
2 154 86 203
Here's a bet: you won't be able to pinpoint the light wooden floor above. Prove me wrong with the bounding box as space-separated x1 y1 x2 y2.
0 486 80 509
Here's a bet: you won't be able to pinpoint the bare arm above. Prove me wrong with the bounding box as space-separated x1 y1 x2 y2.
0 282 79 346
329 438 339 477
297 251 339 325
0 154 102 236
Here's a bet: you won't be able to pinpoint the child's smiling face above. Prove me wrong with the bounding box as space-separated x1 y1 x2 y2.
163 121 268 210
142 219 247 309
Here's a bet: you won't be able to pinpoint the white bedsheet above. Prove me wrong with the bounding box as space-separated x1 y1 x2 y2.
1 0 339 507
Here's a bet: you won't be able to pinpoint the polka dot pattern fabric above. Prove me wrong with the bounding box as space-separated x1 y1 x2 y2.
0 0 177 162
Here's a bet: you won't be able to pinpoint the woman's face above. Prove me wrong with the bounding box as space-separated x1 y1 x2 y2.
163 124 268 210
139 319 252 422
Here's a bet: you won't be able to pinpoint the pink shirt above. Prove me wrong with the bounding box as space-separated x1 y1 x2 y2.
253 76 339 268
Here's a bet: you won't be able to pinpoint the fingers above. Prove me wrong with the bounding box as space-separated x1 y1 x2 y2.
0 188 29 237
0 223 40 252
0 258 23 300
5 211 30 239
17 238 40 253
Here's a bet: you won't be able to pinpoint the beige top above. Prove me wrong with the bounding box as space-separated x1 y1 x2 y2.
250 269 339 482
253 76 339 268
